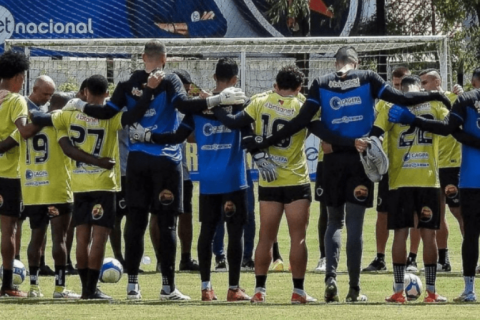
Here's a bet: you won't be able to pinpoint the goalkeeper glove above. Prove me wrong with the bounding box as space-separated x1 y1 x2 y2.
242 135 269 152
62 98 87 113
253 151 278 183
206 87 247 109
129 123 152 143
388 105 416 124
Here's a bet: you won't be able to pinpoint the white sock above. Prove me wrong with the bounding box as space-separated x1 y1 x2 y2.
201 281 211 290
127 283 138 292
293 288 305 296
255 287 266 294
465 276 475 293
229 285 239 290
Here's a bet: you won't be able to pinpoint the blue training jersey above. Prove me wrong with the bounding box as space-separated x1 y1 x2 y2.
450 90 480 188
181 106 247 195
307 70 387 139
107 71 186 163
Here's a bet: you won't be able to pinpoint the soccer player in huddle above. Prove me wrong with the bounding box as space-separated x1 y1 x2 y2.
130 58 251 302
213 65 318 304
68 40 246 300
250 46 453 303
31 74 161 299
373 76 448 303
0 51 41 297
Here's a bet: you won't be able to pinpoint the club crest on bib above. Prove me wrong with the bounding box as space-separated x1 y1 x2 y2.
92 204 104 220
48 206 60 218
353 185 368 202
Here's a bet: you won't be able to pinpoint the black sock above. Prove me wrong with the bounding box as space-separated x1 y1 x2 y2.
377 253 385 260
424 264 437 293
67 256 72 265
351 285 360 291
393 263 406 292
29 266 40 285
1 269 13 290
293 278 304 291
255 275 267 288
408 252 417 261
272 242 282 262
40 255 46 267
14 255 20 261
181 252 191 263
86 269 100 296
55 265 66 287
78 268 88 291
438 248 448 264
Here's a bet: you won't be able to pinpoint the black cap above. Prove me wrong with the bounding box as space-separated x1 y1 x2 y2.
172 69 193 85
334 46 358 64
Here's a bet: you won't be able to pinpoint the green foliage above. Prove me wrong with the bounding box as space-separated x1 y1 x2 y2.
108 82 116 95
266 0 309 24
57 77 79 92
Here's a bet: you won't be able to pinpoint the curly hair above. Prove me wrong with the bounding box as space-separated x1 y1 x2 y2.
276 65 304 91
0 50 29 79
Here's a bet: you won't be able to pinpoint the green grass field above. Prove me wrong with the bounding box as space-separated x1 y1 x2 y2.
1 182 474 319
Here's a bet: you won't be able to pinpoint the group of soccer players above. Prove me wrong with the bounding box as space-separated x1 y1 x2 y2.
1 40 480 304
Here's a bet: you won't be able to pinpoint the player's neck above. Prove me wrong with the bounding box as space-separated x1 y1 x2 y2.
213 83 231 94
27 94 41 107
274 88 297 97
0 81 18 93
87 97 105 105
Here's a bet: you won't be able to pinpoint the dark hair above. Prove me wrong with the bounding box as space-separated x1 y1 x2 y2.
0 50 29 79
49 92 71 112
172 69 193 85
401 75 421 89
472 68 480 79
276 65 304 91
418 68 441 79
144 40 166 58
392 66 411 78
334 46 359 64
86 75 109 96
79 79 88 91
215 58 238 82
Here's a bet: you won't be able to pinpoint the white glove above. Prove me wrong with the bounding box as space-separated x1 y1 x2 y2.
129 123 152 143
206 87 247 109
253 151 278 183
62 98 87 112
452 84 464 95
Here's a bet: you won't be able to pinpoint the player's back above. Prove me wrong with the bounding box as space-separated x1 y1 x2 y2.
51 110 122 193
437 91 461 168
245 91 312 187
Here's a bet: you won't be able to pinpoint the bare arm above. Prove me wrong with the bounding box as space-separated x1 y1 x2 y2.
59 137 115 170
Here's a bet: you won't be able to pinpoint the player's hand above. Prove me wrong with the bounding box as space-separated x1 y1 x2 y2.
253 152 278 183
96 157 116 170
388 105 416 124
129 123 152 143
321 141 333 154
201 11 215 20
242 135 269 152
433 92 452 110
62 98 87 112
355 138 369 153
206 87 247 109
199 90 213 99
147 69 165 89
452 84 464 95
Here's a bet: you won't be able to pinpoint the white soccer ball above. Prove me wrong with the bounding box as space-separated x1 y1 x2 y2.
0 259 26 285
404 273 423 301
100 258 123 283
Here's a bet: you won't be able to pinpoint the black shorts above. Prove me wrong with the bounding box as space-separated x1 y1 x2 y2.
314 161 325 202
439 167 460 208
459 189 480 229
19 202 27 221
323 152 374 208
24 203 72 229
199 189 247 225
116 176 128 218
126 152 183 215
183 180 193 214
73 191 116 229
258 184 311 204
387 187 440 230
0 178 22 218
376 173 390 213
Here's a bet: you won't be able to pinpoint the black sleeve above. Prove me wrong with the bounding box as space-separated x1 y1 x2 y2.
380 85 451 108
83 81 127 119
411 102 465 136
370 126 385 138
120 87 155 126
151 125 194 145
30 111 53 126
212 108 254 130
165 74 209 114
307 120 355 147
452 128 480 149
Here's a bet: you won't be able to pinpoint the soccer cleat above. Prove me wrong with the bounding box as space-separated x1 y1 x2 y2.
324 278 339 303
405 258 418 273
250 291 266 304
127 289 142 300
241 259 255 271
291 291 317 304
39 264 55 276
436 262 451 272
27 286 44 298
362 257 387 272
65 263 78 275
215 259 228 272
271 259 285 272
156 262 161 273
0 288 28 298
201 288 217 302
476 265 480 274
315 257 326 273
423 291 447 303
385 291 406 304
87 288 112 300
160 288 191 301
345 288 368 302
227 287 250 302
454 291 477 303
53 289 81 299
179 259 200 272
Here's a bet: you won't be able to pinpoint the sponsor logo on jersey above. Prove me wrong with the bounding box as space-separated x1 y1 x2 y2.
25 170 48 180
92 204 104 220
75 113 99 125
403 152 429 162
331 115 363 124
329 96 362 110
270 154 288 164
328 78 360 90
402 162 430 168
144 109 157 117
25 181 50 186
131 87 143 97
201 144 232 150
412 103 431 112
264 102 295 116
203 123 231 136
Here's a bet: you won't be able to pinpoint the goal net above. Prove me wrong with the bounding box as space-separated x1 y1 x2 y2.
5 36 451 179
